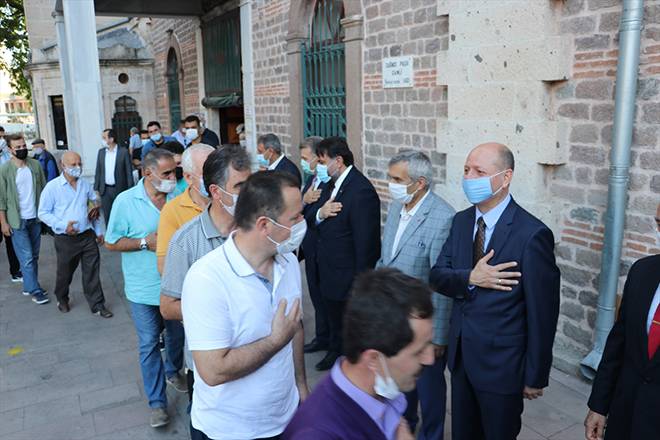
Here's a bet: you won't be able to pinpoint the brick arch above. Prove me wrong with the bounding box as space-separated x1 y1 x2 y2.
164 30 185 132
286 0 364 167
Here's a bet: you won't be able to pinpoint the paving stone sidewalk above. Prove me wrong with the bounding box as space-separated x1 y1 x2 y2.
1 236 591 439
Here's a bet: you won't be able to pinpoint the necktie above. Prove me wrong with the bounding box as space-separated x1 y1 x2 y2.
473 217 486 267
648 302 660 359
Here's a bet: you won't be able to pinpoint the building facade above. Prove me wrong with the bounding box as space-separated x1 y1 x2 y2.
29 0 660 377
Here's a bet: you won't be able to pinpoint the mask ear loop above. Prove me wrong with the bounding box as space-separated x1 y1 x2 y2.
490 169 508 197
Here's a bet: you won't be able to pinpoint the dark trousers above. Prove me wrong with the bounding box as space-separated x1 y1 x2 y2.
186 368 194 403
101 185 119 225
53 230 105 311
0 233 21 276
306 259 329 344
404 352 447 440
451 348 523 440
189 422 281 440
323 297 346 354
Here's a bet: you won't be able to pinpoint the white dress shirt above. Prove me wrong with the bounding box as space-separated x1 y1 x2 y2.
473 194 512 251
647 283 660 334
38 175 102 236
391 189 430 257
315 165 353 224
104 146 117 185
181 232 301 439
268 154 285 170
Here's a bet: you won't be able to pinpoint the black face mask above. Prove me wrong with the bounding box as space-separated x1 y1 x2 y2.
175 166 184 181
14 149 28 160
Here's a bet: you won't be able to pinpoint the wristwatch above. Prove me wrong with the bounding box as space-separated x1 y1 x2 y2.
139 238 148 250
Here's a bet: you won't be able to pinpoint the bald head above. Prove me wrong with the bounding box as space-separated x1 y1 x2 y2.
469 142 515 172
61 151 81 167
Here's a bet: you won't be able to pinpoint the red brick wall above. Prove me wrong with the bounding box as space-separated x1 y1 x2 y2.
551 0 660 370
148 17 202 133
252 0 293 152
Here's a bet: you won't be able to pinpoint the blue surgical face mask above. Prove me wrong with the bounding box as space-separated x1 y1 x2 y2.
256 153 269 168
150 132 162 143
300 159 312 175
462 170 507 204
198 176 210 198
315 164 331 183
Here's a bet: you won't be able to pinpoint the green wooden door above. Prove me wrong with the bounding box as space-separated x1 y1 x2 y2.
302 0 346 138
167 49 182 129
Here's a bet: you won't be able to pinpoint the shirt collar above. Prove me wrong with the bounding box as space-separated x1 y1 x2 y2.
400 189 430 219
334 164 353 190
223 231 290 278
331 358 407 432
200 205 226 239
179 187 203 210
475 193 511 230
268 154 285 170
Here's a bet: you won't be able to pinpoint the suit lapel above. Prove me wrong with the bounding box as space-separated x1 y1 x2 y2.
333 167 356 203
462 206 476 269
486 198 518 260
390 196 433 261
640 278 660 366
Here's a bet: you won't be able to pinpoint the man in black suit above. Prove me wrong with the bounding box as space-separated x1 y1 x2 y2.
429 142 560 440
257 133 302 187
298 136 331 354
94 129 134 225
584 203 660 440
305 136 381 371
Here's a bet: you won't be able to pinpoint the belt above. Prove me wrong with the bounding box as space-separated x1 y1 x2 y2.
105 184 116 187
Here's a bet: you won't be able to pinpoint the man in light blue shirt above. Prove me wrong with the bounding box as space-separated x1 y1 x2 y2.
38 151 111 316
104 148 180 429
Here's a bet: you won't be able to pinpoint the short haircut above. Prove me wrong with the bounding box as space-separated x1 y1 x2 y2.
31 138 46 146
130 127 139 134
184 115 201 125
344 268 434 363
181 143 215 173
140 129 149 135
234 171 299 230
389 150 434 189
315 136 354 166
257 133 282 154
160 140 185 156
6 133 24 146
299 136 323 151
203 144 252 193
498 144 515 171
143 148 174 171
0 126 4 132
103 129 117 143
147 121 161 129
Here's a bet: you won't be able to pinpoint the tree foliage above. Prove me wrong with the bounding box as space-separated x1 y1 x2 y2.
0 0 31 99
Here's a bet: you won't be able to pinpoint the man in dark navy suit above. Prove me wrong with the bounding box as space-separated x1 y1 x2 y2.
584 203 660 440
430 142 560 440
305 137 381 371
257 133 302 187
298 136 332 354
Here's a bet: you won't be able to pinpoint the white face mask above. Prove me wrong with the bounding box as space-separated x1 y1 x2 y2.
101 139 109 148
218 185 239 217
388 181 418 205
185 128 199 141
152 176 176 193
374 353 401 400
266 218 307 255
33 147 44 156
65 166 82 179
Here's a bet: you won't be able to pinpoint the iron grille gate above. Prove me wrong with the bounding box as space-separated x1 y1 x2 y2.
301 0 346 138
111 95 142 148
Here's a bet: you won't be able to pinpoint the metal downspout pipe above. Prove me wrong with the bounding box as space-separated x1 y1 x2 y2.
580 0 645 380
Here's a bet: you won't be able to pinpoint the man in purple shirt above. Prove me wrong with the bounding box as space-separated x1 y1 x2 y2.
283 268 436 440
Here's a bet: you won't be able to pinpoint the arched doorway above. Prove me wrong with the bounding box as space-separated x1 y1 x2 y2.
167 48 182 130
301 0 346 138
111 95 142 147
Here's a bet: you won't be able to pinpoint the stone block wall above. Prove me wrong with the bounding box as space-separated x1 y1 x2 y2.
361 0 449 210
251 0 293 153
550 0 660 372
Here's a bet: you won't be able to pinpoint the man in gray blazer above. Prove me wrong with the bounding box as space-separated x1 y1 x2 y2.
94 129 134 224
377 150 454 440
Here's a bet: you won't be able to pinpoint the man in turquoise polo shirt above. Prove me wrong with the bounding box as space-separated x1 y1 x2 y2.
105 148 179 428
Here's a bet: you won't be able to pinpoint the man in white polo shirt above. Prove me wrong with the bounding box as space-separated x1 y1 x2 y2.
182 171 309 440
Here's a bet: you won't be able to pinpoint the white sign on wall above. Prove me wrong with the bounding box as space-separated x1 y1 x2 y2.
382 56 414 88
